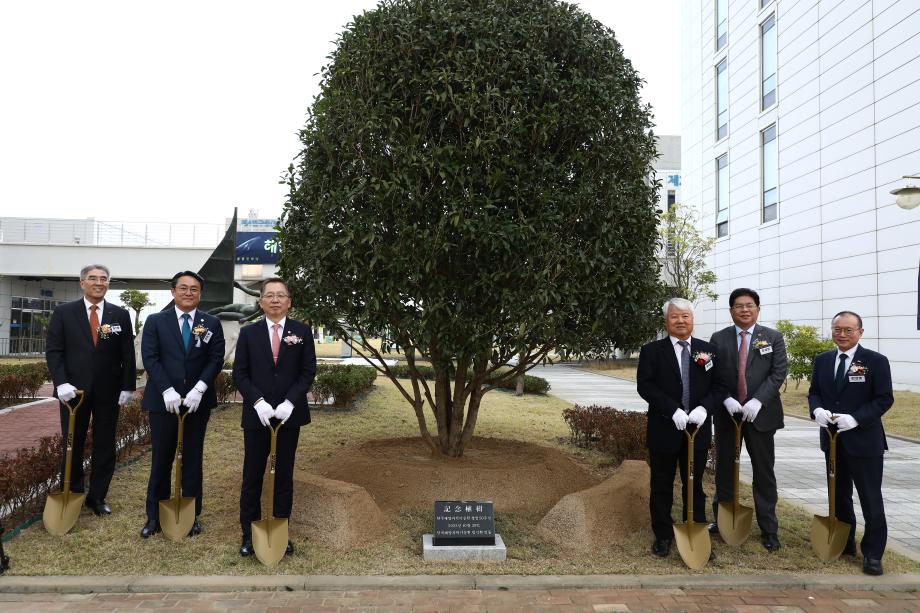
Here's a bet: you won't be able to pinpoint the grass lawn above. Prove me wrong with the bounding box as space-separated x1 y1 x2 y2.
6 377 918 576
579 360 638 381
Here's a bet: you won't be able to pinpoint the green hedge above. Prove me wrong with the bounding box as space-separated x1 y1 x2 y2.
386 364 549 395
312 364 377 408
0 362 50 405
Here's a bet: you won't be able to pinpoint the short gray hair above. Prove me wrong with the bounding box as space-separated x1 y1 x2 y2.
80 264 111 280
662 297 694 318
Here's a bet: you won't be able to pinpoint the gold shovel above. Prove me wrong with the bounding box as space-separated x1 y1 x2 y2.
159 407 196 542
252 421 288 567
673 424 712 570
43 391 87 536
717 413 754 545
811 423 851 561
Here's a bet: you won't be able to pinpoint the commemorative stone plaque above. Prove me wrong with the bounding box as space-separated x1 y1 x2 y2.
433 500 495 546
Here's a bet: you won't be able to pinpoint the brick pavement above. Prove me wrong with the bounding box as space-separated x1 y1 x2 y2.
1 586 920 612
0 383 58 457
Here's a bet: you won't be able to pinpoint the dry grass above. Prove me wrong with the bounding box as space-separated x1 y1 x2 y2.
578 360 638 381
5 377 918 576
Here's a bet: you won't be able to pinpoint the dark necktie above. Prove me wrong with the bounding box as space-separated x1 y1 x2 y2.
181 313 192 353
678 340 690 411
835 353 848 392
737 330 748 401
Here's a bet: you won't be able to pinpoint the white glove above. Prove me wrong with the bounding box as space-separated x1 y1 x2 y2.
813 408 833 427
723 397 743 415
162 388 182 414
688 406 708 425
254 399 274 427
672 409 689 431
57 383 77 402
184 387 203 413
741 398 762 423
834 413 859 431
118 390 134 406
274 399 294 423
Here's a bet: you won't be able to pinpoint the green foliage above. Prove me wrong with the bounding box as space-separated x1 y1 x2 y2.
119 289 154 333
0 362 50 405
776 320 835 388
278 0 662 454
659 202 717 304
312 364 378 408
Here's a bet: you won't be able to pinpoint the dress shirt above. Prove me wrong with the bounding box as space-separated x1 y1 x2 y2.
265 316 287 344
735 324 755 351
669 335 691 379
175 307 197 332
83 297 104 321
834 344 859 378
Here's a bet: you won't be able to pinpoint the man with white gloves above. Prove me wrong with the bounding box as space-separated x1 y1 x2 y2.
232 278 316 558
140 271 225 539
45 264 137 517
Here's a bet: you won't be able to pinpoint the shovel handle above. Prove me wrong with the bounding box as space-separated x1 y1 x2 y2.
823 422 841 521
60 391 85 494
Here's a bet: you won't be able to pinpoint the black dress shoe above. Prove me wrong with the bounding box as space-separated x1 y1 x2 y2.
762 533 781 552
86 498 112 516
651 538 671 557
240 537 254 557
708 522 719 534
188 519 201 537
140 519 160 539
843 541 857 556
863 558 883 576
285 540 294 556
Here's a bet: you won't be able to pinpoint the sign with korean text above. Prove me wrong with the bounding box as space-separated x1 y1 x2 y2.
433 500 495 546
235 232 280 264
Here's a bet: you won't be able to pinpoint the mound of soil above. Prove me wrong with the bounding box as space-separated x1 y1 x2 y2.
309 437 599 517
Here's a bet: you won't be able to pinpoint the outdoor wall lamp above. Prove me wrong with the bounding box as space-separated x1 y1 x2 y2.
892 174 920 210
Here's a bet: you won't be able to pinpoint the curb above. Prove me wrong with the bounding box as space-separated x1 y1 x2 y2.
2 573 920 594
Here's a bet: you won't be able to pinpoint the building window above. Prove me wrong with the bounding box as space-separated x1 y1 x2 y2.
761 0 773 8
761 14 777 110
716 59 728 140
716 0 728 51
667 190 676 208
716 155 728 237
762 125 778 223
9 295 60 354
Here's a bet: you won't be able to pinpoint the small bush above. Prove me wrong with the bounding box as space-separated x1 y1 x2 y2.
312 364 377 408
386 364 549 394
562 404 647 465
214 370 238 404
0 362 50 406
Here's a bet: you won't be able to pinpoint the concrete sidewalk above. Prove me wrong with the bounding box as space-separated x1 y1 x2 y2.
530 364 920 562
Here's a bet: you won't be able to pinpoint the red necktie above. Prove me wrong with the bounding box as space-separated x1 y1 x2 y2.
737 330 748 401
89 305 99 346
271 324 281 365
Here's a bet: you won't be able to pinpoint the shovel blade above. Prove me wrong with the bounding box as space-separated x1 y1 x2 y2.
717 501 754 546
252 517 288 568
811 515 851 562
159 497 196 543
673 522 712 570
42 491 86 536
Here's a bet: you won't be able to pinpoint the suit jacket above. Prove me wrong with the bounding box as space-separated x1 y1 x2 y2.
46 298 136 398
808 345 893 457
710 323 787 432
141 309 225 413
637 336 718 453
232 317 317 430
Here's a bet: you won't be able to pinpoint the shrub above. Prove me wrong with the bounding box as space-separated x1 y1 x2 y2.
776 320 834 389
0 362 51 406
386 364 549 395
563 404 648 465
214 370 238 404
312 364 377 408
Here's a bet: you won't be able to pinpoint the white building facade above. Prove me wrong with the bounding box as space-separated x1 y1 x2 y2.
681 0 920 388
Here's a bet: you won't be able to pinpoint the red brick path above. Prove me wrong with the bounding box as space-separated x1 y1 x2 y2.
0 383 60 458
0 587 919 611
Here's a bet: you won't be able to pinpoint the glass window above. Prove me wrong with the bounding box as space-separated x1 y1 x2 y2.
762 125 778 223
761 14 777 110
716 60 728 140
716 0 728 50
667 190 676 208
716 155 729 237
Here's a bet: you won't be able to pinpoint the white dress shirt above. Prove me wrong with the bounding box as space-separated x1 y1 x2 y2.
175 307 197 332
83 297 104 321
834 344 859 377
265 316 287 344
669 335 691 379
735 324 755 351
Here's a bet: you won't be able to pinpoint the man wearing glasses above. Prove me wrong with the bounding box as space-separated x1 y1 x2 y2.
809 311 893 576
46 264 137 517
139 271 225 539
233 277 316 558
709 288 787 552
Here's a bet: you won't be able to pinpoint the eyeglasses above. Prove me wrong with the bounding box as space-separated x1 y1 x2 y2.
832 327 860 335
262 293 289 300
84 276 109 283
175 286 200 294
731 303 758 311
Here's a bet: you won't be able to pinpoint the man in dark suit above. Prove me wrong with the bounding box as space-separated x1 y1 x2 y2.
809 310 893 576
140 271 225 539
709 288 787 551
233 277 316 558
46 264 137 516
637 297 718 558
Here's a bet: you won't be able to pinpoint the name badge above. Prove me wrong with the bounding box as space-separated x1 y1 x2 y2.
111 324 122 333
704 360 713 371
203 330 213 343
848 375 865 383
759 346 772 355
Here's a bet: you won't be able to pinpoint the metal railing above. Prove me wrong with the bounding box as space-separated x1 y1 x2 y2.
0 217 225 249
0 338 46 356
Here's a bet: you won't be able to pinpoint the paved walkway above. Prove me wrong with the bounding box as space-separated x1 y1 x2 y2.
530 364 920 562
0 384 58 458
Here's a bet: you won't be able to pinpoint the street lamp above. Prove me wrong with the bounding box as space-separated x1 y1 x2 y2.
891 174 920 210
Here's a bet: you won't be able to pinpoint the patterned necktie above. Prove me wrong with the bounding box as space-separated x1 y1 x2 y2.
272 324 281 365
181 313 191 353
678 340 690 411
835 353 848 392
737 330 748 401
89 305 99 346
